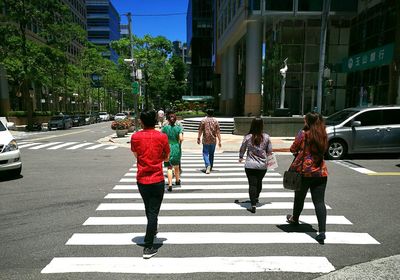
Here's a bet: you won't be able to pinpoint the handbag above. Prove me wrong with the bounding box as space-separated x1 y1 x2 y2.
283 139 307 191
283 170 302 191
266 153 278 170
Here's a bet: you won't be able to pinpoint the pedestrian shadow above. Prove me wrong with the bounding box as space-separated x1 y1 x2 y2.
276 223 319 239
132 236 167 249
233 200 270 209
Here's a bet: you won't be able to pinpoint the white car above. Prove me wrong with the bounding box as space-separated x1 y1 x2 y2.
114 113 127 121
98 112 110 121
0 117 22 177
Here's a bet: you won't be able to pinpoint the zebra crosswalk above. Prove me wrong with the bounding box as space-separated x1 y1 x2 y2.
41 153 380 276
17 141 119 151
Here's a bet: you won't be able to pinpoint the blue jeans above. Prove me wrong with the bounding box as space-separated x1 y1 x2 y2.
138 181 165 248
202 144 216 168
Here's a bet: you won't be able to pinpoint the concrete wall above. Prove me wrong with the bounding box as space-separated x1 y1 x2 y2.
234 117 304 137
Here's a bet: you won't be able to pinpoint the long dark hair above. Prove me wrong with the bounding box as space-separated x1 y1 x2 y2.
168 113 177 126
248 118 264 146
304 112 328 158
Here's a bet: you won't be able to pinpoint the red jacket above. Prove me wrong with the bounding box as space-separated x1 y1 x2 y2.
131 128 170 184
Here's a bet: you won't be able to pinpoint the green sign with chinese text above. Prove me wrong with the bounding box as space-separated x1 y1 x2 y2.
132 81 139 94
343 43 394 73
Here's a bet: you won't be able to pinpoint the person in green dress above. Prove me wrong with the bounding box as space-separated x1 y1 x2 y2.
161 113 183 192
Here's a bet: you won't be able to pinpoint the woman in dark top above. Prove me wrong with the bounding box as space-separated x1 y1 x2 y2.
286 112 328 244
239 118 273 213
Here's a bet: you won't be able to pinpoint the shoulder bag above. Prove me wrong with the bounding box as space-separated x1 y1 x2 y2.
283 139 306 191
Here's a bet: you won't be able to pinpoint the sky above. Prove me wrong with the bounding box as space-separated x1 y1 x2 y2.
113 0 189 43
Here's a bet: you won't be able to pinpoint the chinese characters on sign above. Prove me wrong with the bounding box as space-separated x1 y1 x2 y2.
343 43 394 73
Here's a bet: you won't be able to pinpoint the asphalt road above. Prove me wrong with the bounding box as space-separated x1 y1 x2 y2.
0 122 399 280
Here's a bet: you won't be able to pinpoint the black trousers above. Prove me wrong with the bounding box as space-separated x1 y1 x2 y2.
293 176 328 233
138 181 165 248
245 168 267 206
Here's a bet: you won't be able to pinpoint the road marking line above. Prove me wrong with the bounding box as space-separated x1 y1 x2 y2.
113 184 284 190
105 192 303 199
47 142 78 150
41 256 335 274
83 215 351 225
66 232 378 245
18 143 42 149
129 167 250 172
85 144 107 150
29 142 62 149
105 146 118 150
119 177 283 183
334 160 376 174
96 202 331 211
367 172 400 176
123 172 281 177
66 143 93 150
29 129 90 141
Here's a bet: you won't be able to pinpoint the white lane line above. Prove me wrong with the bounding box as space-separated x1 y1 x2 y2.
85 144 107 150
105 192 304 199
96 202 331 211
129 167 250 172
18 143 42 149
66 143 93 150
47 142 78 150
105 146 119 150
123 172 281 177
119 177 283 183
29 142 62 149
113 184 284 190
83 215 352 225
334 160 376 174
181 160 246 163
66 232 379 245
41 256 335 274
132 163 244 168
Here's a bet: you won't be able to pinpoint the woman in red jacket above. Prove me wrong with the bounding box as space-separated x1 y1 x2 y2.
286 112 328 244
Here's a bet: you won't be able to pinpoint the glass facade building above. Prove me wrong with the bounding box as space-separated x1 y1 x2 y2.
215 0 400 117
86 0 120 62
187 0 214 96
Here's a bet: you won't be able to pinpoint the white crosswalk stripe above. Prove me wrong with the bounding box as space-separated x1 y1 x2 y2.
42 152 380 276
66 232 379 245
17 141 118 151
113 183 284 190
96 202 332 211
41 256 335 274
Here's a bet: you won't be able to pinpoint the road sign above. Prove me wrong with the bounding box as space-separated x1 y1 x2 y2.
132 81 139 94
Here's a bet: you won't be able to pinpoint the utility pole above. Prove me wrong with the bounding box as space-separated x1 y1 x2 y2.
316 0 331 114
127 12 139 131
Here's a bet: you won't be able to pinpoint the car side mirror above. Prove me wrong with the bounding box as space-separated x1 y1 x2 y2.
351 120 361 127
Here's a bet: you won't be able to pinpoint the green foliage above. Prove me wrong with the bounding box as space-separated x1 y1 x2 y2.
7 111 27 117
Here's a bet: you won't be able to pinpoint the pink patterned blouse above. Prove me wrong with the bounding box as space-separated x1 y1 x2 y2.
289 130 328 177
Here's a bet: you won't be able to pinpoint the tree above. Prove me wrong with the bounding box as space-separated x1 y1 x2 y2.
0 0 84 126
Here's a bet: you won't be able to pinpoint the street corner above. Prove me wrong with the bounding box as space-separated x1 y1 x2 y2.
98 133 131 148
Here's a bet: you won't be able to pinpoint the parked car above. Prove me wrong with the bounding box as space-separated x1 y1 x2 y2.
0 117 22 177
114 113 128 121
325 106 400 160
98 111 110 122
72 114 85 127
48 115 73 130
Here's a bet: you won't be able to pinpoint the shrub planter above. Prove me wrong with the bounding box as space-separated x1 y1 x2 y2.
116 129 128 138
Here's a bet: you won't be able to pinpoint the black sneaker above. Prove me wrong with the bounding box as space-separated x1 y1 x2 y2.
175 180 181 186
143 247 158 259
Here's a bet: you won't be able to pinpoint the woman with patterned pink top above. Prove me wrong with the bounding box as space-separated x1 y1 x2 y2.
286 112 329 244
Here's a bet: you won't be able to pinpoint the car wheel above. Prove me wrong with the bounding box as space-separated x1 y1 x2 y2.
327 139 347 160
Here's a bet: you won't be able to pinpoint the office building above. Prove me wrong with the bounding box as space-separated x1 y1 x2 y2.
86 0 120 62
186 0 214 97
215 0 400 117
